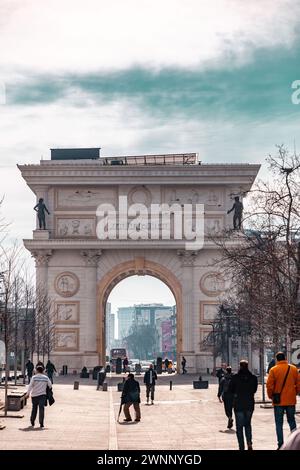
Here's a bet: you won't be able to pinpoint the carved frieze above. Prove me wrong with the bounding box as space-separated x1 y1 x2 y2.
164 187 223 208
55 187 117 209
56 217 96 238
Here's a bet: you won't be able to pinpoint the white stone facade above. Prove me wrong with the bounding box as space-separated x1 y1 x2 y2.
19 156 260 373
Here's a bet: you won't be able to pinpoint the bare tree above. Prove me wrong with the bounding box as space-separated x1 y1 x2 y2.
34 287 55 363
207 146 300 398
0 242 24 416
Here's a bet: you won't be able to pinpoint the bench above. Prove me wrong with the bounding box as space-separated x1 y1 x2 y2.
7 391 27 411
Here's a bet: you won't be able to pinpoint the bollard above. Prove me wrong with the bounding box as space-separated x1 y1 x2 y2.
170 380 172 390
74 381 79 390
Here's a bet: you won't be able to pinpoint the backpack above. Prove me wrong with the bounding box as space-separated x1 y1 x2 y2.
223 375 232 393
128 387 140 403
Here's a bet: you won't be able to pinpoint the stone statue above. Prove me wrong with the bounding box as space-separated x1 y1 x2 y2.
34 198 50 230
227 196 243 230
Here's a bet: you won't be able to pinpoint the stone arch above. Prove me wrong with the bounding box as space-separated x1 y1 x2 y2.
97 257 183 365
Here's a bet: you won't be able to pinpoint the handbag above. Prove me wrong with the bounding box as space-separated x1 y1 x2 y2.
272 365 290 405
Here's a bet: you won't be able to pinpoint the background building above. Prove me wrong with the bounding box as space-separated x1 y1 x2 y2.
105 302 115 355
117 306 135 340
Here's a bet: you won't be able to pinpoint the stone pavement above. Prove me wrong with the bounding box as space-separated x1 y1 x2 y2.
0 373 299 450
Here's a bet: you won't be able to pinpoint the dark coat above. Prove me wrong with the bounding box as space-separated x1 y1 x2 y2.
218 373 234 398
45 386 55 407
121 378 140 404
26 361 34 374
229 369 258 412
46 362 56 375
144 369 157 385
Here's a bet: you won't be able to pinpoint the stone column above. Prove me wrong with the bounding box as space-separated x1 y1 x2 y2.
80 250 102 358
31 250 52 291
177 250 198 370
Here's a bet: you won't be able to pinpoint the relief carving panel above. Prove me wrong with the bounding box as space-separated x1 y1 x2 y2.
54 328 79 351
55 301 79 324
164 187 223 207
56 217 96 238
56 187 117 209
200 301 219 324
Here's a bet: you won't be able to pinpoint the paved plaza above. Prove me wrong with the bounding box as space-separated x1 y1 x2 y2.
0 373 299 450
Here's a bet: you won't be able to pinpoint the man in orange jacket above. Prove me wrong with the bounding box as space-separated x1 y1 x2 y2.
266 351 300 449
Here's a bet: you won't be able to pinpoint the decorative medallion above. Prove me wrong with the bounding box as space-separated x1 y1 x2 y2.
200 272 225 297
128 186 152 206
54 272 80 298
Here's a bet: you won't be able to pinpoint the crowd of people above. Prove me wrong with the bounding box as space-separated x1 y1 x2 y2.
216 352 300 450
23 353 300 449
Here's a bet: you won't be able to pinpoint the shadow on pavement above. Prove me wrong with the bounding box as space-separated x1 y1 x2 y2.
19 426 45 432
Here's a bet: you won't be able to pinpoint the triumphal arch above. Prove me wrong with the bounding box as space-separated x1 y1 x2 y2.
18 149 260 373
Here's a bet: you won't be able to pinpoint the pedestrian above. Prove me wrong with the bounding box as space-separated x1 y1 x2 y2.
266 351 300 449
45 360 57 384
121 373 141 422
144 364 157 405
216 364 226 383
218 366 234 429
26 364 52 428
181 356 187 374
267 358 276 373
229 360 258 451
123 357 129 373
25 359 34 384
280 428 300 450
164 358 169 372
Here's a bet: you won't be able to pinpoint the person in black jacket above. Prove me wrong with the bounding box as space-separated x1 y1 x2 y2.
218 366 234 429
25 359 34 384
121 373 141 422
45 360 57 384
216 365 226 383
144 364 157 405
229 360 258 450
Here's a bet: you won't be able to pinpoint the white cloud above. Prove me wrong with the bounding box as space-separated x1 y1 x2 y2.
0 94 298 245
0 0 299 75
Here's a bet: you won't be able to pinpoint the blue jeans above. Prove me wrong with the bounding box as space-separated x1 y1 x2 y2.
234 410 253 450
274 406 296 448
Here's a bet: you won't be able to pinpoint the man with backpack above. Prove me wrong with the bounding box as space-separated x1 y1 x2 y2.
216 364 226 383
218 366 234 429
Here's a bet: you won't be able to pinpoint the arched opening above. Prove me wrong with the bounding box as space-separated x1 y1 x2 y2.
97 258 183 368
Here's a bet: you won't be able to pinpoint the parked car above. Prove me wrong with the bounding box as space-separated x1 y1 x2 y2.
140 361 153 372
128 359 139 372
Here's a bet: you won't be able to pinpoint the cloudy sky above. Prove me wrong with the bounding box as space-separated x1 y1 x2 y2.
1 0 300 312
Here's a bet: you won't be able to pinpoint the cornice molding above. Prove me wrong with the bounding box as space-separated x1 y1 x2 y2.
18 163 261 186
